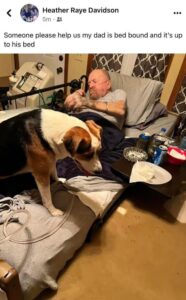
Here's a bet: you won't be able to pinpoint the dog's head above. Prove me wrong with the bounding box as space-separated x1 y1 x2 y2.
63 120 102 174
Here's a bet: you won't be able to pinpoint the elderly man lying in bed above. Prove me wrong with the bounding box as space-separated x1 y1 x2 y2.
56 69 135 183
64 69 126 130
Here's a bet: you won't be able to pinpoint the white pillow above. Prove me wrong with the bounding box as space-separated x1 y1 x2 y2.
109 72 164 126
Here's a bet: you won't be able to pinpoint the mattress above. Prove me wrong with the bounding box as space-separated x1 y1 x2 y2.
0 108 36 123
124 113 178 138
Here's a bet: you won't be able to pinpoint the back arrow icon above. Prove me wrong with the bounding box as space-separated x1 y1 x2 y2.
7 9 11 17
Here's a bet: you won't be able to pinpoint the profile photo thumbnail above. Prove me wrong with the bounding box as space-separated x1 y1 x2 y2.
20 4 39 22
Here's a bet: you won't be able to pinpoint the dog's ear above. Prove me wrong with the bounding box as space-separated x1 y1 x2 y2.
85 120 102 140
63 126 91 156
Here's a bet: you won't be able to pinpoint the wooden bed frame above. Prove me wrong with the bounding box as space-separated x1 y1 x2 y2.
0 260 23 300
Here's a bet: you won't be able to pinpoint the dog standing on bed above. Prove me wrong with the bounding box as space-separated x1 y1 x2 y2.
0 109 102 216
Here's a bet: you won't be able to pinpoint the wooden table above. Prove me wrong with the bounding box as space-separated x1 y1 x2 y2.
112 158 186 198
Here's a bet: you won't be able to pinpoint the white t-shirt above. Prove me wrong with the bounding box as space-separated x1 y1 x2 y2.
80 89 127 129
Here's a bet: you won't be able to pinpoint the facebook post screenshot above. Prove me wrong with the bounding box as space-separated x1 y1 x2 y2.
0 1 186 300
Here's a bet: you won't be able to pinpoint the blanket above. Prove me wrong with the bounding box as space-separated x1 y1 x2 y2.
57 112 136 182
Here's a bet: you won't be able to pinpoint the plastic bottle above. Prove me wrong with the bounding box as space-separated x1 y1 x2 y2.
158 128 166 136
155 128 167 144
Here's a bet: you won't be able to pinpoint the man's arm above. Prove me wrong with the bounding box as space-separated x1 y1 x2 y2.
82 98 126 117
64 90 126 117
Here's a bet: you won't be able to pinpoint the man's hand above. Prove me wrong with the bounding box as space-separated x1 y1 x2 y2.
64 89 86 111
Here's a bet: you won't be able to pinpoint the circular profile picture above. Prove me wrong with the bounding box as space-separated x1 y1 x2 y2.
20 4 39 22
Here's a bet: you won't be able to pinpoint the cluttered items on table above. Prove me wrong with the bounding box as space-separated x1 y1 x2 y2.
123 128 186 166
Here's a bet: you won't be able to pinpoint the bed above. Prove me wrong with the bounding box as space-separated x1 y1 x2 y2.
0 107 133 300
0 64 179 299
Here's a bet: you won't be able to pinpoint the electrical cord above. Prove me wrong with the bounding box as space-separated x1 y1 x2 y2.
38 92 46 107
0 209 30 244
0 195 74 244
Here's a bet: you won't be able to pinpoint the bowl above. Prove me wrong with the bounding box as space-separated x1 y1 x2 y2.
123 147 148 162
167 147 186 165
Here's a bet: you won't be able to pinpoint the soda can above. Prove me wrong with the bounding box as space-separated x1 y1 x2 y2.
152 145 168 165
136 133 150 151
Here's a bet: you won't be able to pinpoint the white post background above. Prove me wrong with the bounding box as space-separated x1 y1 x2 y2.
0 0 185 53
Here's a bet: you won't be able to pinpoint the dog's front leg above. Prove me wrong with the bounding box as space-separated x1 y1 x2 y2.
34 175 63 217
26 139 62 216
51 164 59 182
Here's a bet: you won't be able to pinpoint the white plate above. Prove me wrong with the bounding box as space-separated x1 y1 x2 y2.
130 161 172 185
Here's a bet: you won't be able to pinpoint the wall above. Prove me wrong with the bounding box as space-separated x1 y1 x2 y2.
67 54 88 93
160 54 185 106
0 54 15 77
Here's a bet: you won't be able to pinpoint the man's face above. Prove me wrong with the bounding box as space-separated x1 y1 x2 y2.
88 71 111 100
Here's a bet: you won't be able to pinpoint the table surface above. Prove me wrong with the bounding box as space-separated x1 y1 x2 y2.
112 158 186 198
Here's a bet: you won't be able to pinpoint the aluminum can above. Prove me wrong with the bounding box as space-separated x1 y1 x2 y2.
136 133 150 151
152 145 168 165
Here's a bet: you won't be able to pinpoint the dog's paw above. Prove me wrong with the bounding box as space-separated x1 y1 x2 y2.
50 208 64 217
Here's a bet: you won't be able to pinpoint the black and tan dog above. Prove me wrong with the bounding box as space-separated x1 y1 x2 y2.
0 109 102 216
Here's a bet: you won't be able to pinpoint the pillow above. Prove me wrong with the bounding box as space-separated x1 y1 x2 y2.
133 102 168 130
109 72 164 126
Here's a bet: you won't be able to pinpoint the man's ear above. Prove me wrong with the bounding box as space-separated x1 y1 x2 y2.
85 120 102 140
63 126 91 156
107 79 112 90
